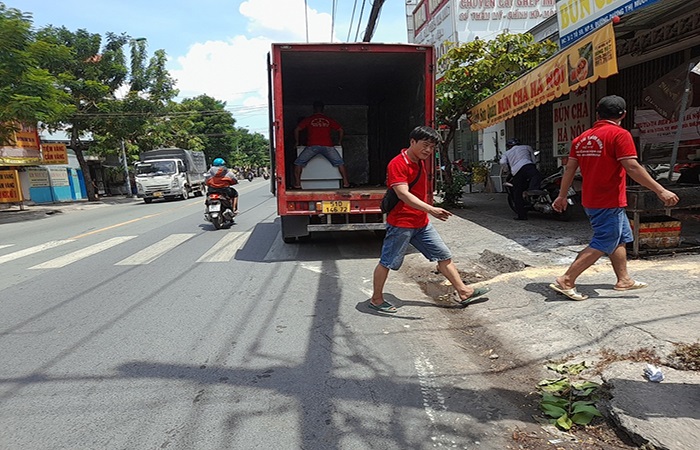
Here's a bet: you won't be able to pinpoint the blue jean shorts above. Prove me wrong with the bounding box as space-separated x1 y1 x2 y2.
379 222 452 270
294 146 344 167
585 207 634 254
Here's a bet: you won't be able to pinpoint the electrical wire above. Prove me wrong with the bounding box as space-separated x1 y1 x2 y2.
331 0 337 42
354 0 368 42
304 0 309 43
346 0 359 42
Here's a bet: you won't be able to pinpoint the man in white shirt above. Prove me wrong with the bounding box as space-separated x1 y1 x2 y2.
500 138 542 220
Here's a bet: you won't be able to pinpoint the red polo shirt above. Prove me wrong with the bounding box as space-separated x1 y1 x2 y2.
569 120 638 208
386 149 429 228
297 113 341 147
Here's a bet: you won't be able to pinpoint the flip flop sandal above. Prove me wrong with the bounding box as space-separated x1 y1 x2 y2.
456 287 490 305
368 300 397 313
613 281 648 291
549 283 588 301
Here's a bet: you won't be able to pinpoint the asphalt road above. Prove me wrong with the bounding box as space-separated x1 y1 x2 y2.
0 179 530 450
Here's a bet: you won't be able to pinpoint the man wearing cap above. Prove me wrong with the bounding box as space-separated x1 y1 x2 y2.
549 95 679 301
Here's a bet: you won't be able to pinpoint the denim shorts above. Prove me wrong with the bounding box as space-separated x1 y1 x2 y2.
379 222 452 270
585 207 633 254
294 146 344 167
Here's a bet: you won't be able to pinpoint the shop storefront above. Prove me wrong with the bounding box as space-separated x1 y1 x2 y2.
468 0 700 253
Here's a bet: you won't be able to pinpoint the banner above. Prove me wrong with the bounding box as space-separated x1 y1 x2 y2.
0 122 42 165
553 87 591 157
557 0 659 48
642 60 700 121
42 143 68 165
0 170 22 203
469 22 617 131
635 107 700 144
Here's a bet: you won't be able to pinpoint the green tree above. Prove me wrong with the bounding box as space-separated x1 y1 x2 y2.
436 32 557 205
0 4 73 145
34 26 132 200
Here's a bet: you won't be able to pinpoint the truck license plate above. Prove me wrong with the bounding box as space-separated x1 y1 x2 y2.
153 191 163 197
322 201 350 213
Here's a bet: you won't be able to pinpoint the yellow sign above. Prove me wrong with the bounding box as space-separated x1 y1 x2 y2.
469 22 618 131
5 122 40 150
322 200 350 214
42 143 68 164
0 170 22 203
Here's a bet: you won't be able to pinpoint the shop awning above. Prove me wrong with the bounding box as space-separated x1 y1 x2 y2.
469 23 618 131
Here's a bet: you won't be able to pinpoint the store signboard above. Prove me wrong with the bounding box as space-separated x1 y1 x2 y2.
48 167 70 187
456 0 556 43
635 108 700 144
42 143 68 164
27 167 51 188
0 170 22 203
470 23 617 131
553 87 590 157
557 0 660 48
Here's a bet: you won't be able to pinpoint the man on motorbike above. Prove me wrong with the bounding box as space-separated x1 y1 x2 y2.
205 158 239 213
500 138 543 220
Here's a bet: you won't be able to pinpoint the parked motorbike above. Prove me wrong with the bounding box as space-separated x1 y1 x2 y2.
246 172 254 182
503 168 578 221
203 190 236 229
262 172 270 180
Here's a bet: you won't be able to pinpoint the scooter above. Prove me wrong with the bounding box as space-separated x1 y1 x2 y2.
246 172 254 182
503 167 578 221
204 190 236 229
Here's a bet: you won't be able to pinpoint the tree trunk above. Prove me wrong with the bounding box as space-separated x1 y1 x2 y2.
71 127 99 202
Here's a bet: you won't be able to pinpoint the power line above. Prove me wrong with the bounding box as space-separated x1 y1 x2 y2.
354 0 368 42
347 0 359 42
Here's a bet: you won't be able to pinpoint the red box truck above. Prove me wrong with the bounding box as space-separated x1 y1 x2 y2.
267 43 435 242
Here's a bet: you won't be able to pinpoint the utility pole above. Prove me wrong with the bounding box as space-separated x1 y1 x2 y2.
120 139 132 197
362 0 386 42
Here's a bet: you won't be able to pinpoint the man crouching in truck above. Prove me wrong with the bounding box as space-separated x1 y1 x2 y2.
292 100 350 189
205 157 239 214
369 126 489 313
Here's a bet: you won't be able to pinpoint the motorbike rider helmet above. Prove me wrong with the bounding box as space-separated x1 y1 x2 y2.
212 157 225 166
506 138 520 149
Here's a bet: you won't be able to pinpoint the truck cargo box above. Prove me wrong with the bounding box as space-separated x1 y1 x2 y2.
268 43 435 242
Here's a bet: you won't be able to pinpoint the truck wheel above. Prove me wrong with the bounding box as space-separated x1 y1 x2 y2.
194 189 203 197
143 198 152 204
180 187 189 200
283 236 296 244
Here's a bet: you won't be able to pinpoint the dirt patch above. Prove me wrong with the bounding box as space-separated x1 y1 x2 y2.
409 251 641 450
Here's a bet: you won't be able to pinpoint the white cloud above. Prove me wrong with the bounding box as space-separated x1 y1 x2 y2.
168 0 338 135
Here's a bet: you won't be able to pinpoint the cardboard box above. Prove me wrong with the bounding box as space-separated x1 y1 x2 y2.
630 215 681 248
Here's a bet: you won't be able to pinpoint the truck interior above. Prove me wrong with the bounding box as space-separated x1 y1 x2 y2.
276 47 430 191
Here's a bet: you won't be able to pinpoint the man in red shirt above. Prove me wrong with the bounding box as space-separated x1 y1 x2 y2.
369 126 489 313
293 101 350 189
550 95 679 301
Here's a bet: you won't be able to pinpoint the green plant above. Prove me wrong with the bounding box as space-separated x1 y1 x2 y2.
437 169 469 206
468 162 489 184
537 361 602 430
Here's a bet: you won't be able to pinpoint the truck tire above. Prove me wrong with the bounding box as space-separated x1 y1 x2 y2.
180 187 188 200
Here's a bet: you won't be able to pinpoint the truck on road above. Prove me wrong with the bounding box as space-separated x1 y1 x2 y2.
134 148 207 203
267 43 435 242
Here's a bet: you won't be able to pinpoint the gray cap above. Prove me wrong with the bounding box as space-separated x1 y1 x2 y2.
596 95 626 118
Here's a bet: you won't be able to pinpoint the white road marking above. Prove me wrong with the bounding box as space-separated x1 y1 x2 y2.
29 237 135 269
0 244 14 251
115 233 195 265
197 231 251 262
0 240 75 265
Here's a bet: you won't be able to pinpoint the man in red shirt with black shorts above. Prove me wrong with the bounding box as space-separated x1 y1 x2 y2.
369 126 489 313
550 95 679 301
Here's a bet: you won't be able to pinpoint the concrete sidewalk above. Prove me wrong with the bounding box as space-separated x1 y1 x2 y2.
407 192 700 450
0 196 140 225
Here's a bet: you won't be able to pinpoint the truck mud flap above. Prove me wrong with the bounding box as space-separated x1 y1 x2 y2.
281 216 310 240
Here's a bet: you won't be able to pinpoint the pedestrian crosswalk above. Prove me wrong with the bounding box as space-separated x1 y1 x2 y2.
1 231 258 270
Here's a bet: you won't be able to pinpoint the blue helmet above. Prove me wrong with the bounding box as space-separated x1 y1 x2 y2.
212 157 225 166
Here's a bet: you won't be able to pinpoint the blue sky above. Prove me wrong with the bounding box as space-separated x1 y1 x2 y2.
11 0 410 137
